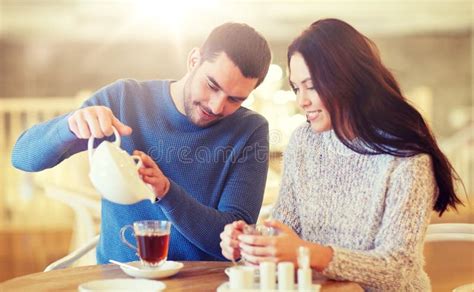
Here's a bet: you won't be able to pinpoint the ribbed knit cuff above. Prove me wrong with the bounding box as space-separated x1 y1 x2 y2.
55 113 77 143
320 246 347 281
156 179 181 214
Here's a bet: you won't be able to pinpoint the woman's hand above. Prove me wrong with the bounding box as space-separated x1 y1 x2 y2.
220 220 247 261
238 220 305 266
133 150 170 199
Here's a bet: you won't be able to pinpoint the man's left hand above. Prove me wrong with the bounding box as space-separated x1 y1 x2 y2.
134 150 171 199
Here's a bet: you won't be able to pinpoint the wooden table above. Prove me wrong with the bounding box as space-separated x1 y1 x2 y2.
0 261 363 291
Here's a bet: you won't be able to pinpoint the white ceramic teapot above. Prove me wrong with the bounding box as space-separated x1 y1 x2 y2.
88 127 155 205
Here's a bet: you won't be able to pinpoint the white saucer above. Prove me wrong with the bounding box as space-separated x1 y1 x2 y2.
119 261 184 279
79 279 166 291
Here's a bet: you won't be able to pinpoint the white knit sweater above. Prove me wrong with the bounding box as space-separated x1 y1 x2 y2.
272 125 436 291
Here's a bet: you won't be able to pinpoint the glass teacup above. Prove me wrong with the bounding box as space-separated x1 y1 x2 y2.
120 220 171 268
240 224 279 266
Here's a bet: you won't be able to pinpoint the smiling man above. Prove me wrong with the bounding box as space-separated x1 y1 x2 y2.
12 23 271 264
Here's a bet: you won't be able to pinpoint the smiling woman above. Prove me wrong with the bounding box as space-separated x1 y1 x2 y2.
220 18 465 292
289 53 332 133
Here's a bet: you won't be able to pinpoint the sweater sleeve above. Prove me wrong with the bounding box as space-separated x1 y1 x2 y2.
272 129 302 235
11 80 127 172
11 112 80 172
321 154 436 290
156 122 269 260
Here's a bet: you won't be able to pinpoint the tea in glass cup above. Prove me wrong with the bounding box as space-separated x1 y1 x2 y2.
120 220 171 268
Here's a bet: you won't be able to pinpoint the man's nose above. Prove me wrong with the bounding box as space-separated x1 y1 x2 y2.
208 95 226 115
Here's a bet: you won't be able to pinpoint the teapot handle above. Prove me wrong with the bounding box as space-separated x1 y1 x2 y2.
120 225 138 252
87 126 121 165
132 156 143 169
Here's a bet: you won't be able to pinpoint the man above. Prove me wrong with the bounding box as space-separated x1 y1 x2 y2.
12 23 271 263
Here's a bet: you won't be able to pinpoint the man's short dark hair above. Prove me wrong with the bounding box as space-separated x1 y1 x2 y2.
200 23 271 87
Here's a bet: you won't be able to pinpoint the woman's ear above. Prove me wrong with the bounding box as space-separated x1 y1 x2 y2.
187 48 201 72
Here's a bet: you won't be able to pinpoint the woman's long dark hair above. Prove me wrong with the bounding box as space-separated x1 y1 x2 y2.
288 18 463 216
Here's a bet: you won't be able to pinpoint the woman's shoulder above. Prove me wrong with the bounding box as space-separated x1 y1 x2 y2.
390 153 434 177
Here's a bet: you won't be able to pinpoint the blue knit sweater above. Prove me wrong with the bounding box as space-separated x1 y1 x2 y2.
11 79 269 263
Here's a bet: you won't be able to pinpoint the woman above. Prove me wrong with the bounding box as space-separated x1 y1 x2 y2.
219 19 463 291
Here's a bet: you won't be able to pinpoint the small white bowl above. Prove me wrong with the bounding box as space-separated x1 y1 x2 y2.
224 266 259 281
119 261 184 279
78 279 166 292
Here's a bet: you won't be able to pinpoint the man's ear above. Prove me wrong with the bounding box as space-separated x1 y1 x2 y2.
187 48 201 72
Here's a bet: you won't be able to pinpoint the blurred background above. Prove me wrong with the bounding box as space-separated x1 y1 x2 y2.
0 0 472 290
